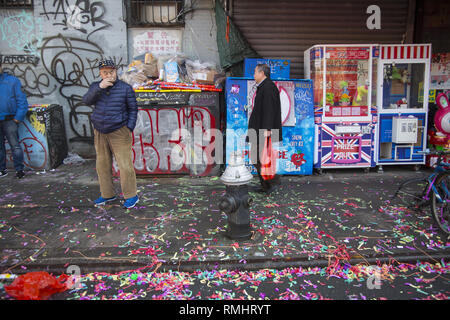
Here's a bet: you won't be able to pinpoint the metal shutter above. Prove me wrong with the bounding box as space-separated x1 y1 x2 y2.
232 0 410 78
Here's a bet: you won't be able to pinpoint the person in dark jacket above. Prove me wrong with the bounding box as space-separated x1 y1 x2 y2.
0 60 28 179
248 64 282 194
83 59 139 209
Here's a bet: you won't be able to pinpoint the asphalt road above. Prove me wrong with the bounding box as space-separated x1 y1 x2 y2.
0 162 449 301
1 258 448 301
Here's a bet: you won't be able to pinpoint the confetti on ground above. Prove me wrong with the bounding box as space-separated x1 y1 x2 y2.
0 163 448 300
2 259 443 300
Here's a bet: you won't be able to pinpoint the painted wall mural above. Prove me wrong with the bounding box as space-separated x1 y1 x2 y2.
112 92 222 176
40 0 112 41
0 0 127 156
5 105 68 170
0 10 43 55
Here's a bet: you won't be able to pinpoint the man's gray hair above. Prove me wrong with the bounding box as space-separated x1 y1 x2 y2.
256 64 271 78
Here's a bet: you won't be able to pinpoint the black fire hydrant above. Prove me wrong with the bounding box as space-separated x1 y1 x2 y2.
219 153 253 240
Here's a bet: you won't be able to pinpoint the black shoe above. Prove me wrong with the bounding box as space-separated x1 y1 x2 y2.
249 185 266 193
0 170 8 178
16 170 25 179
265 184 280 195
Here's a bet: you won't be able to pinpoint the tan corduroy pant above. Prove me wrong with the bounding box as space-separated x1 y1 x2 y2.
94 126 137 199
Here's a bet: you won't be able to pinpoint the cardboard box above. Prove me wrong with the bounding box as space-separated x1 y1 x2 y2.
244 58 290 80
193 70 217 85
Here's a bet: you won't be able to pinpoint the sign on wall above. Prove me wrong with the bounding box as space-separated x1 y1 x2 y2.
130 29 183 57
431 53 450 90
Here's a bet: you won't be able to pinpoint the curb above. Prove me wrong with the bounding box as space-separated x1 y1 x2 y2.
4 252 448 275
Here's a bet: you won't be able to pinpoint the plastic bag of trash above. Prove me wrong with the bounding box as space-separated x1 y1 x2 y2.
156 53 188 83
63 152 85 165
4 271 69 300
120 66 149 88
185 59 218 85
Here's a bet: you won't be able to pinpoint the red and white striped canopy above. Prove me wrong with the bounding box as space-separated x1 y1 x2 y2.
380 44 431 60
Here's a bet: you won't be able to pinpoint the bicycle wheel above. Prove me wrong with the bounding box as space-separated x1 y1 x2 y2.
393 178 429 208
431 172 450 236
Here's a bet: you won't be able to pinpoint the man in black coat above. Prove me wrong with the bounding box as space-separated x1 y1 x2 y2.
248 64 282 194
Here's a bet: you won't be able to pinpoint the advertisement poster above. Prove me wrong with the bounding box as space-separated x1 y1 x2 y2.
225 78 314 175
430 53 450 90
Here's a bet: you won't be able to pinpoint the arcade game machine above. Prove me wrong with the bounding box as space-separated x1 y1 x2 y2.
375 44 432 171
304 45 378 173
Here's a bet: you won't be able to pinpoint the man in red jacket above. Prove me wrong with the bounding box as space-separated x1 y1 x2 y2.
83 60 139 209
248 64 282 194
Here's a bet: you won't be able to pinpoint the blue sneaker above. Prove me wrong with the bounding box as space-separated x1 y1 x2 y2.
123 195 139 209
94 196 116 206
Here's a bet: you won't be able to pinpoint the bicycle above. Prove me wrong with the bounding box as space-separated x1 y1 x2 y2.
392 149 450 236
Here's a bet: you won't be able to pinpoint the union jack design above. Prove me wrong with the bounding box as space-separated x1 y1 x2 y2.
331 136 362 163
316 118 376 168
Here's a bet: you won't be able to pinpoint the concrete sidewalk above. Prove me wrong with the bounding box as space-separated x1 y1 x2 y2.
0 161 448 275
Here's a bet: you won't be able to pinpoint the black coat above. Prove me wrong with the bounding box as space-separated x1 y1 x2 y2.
248 78 282 141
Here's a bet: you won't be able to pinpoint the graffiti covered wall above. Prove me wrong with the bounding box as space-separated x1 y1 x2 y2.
0 0 128 157
114 91 222 176
5 105 68 170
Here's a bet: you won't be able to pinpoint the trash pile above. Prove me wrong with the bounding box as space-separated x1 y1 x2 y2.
63 152 86 165
120 52 224 92
4 272 70 300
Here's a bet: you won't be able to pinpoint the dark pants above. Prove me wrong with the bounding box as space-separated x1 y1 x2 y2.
0 120 24 172
250 135 281 191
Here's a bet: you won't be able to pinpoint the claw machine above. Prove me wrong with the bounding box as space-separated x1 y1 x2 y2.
375 44 432 170
304 45 378 172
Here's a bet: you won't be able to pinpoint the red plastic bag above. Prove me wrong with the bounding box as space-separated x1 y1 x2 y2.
260 136 277 181
4 271 69 300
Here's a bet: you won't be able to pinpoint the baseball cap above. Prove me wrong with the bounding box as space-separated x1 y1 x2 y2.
98 59 116 69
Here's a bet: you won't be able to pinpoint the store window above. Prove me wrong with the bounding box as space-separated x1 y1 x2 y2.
382 63 426 109
324 46 371 117
0 0 33 8
126 0 185 27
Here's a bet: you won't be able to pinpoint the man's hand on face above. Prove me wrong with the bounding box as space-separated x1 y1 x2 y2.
99 77 115 89
99 68 117 89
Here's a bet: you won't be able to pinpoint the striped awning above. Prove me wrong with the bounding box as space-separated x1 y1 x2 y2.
380 44 431 60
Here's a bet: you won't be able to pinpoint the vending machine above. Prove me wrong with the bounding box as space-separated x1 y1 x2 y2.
375 44 432 170
304 45 378 173
225 77 315 175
